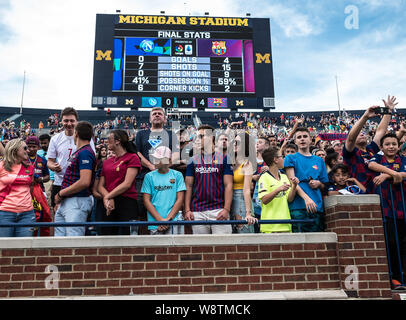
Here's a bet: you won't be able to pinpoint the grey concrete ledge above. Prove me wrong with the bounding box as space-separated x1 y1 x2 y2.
0 232 337 249
324 194 380 209
6 289 349 300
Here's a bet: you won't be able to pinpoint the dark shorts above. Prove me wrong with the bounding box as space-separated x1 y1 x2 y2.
289 209 325 233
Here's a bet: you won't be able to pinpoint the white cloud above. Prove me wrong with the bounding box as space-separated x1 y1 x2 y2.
276 32 406 112
0 0 239 109
252 2 323 38
0 0 404 114
354 0 403 9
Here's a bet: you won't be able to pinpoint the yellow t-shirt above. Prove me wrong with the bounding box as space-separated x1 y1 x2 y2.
258 171 292 233
233 163 245 190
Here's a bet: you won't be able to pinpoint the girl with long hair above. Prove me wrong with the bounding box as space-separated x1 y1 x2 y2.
97 130 141 235
230 132 257 233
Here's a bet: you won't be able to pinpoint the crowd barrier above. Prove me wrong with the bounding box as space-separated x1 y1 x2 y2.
378 182 406 287
2 187 405 290
0 218 315 235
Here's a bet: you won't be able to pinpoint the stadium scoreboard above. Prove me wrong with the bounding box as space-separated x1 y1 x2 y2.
92 14 275 110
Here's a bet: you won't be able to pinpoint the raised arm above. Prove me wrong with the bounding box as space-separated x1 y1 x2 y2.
373 95 398 145
345 106 378 152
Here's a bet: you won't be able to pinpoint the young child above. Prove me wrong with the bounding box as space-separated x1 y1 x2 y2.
367 132 406 288
327 163 366 195
283 143 298 156
141 146 186 235
258 147 298 233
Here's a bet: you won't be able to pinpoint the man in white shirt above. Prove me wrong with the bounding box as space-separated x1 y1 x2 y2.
47 107 95 210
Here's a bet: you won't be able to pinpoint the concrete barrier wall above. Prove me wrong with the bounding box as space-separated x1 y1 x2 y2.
0 195 393 299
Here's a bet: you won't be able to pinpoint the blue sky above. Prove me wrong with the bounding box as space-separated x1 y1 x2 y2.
0 0 405 112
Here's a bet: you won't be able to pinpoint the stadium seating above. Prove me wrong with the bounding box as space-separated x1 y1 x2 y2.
0 105 403 130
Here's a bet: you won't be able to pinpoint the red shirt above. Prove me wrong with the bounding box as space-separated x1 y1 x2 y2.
101 153 141 199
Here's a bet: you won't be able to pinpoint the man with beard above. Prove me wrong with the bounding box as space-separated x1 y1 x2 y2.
184 125 233 234
343 96 397 192
47 108 95 211
134 107 179 234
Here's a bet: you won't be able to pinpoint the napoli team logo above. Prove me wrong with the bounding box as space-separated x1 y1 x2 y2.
140 39 155 53
148 97 158 106
212 41 227 55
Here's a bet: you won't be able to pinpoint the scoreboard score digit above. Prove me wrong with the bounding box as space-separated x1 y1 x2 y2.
92 14 275 110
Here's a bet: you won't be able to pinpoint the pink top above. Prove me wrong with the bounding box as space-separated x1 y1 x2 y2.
0 162 34 213
101 152 141 199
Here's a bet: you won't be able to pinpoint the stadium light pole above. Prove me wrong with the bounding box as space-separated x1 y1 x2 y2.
335 75 341 119
20 70 26 115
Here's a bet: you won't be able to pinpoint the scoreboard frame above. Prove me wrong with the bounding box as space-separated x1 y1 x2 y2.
92 14 275 110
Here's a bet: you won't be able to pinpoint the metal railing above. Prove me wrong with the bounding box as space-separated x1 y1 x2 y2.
378 182 406 288
0 219 315 235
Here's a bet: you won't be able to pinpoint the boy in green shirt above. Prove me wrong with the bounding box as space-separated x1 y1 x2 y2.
258 147 298 233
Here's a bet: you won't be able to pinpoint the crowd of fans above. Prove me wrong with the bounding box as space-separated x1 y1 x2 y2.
0 96 405 286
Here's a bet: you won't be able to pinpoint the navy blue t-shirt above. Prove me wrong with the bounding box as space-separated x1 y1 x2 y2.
134 129 178 179
61 145 96 197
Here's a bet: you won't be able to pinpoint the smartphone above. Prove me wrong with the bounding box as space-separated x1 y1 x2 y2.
374 107 392 115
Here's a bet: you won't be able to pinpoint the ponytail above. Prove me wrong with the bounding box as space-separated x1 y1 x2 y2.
123 140 137 154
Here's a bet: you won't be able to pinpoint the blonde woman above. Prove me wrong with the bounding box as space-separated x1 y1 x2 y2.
0 138 35 237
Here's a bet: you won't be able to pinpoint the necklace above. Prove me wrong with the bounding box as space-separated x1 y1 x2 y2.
28 155 37 167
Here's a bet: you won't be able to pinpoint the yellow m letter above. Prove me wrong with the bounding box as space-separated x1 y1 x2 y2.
255 53 271 64
96 50 112 61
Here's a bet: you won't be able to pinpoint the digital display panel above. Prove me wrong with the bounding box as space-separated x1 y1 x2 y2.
92 14 275 109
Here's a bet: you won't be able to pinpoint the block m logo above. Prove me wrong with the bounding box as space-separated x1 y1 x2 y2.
96 50 112 61
255 53 271 64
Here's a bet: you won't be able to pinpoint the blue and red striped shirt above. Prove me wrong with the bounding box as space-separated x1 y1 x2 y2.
61 144 96 197
343 141 379 192
368 153 406 219
186 152 233 212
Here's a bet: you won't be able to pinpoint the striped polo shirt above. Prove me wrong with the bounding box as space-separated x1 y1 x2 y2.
186 151 233 212
61 144 96 197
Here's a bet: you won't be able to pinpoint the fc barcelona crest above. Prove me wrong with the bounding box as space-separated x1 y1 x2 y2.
212 41 227 55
